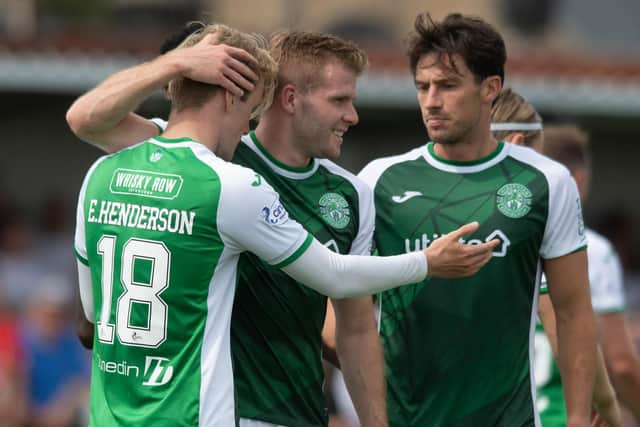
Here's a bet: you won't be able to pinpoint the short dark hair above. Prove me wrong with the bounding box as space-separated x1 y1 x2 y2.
159 21 205 54
407 13 506 84
542 125 591 171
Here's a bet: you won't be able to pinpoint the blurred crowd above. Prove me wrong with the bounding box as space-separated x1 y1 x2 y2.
0 195 90 427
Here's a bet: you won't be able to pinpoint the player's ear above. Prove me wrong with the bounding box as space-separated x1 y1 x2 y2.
224 90 235 113
279 83 297 115
482 76 502 104
506 132 526 146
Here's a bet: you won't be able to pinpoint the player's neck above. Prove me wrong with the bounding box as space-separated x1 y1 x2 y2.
433 128 499 162
254 121 313 169
163 108 221 152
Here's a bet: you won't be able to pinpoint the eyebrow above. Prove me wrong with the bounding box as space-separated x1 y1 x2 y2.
414 76 460 85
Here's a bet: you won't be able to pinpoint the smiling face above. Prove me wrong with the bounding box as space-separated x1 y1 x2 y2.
291 60 359 160
415 52 491 146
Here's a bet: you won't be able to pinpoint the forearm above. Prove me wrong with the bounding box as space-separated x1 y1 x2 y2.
336 319 387 426
599 313 640 421
592 346 621 425
556 304 597 426
66 55 179 148
282 239 426 298
610 363 640 421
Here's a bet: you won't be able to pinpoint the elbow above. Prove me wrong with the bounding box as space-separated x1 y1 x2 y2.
66 102 96 142
608 357 640 384
66 104 88 138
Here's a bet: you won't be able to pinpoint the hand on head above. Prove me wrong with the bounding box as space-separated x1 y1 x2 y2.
166 32 259 97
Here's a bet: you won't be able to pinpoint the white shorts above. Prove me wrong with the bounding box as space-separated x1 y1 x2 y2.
239 418 285 427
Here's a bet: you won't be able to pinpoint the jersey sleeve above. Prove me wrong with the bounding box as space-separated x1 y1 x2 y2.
74 156 108 265
216 166 312 268
587 232 626 313
74 182 88 265
539 170 587 259
357 158 387 193
74 157 108 323
349 181 375 256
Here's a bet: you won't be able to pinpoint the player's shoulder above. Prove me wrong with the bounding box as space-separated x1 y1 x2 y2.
317 158 371 196
505 143 572 183
195 145 260 187
358 146 426 188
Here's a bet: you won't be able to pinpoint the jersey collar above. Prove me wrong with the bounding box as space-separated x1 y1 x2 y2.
243 131 319 179
422 141 509 173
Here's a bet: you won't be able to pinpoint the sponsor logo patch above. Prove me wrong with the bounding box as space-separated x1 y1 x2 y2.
109 168 183 200
261 199 289 226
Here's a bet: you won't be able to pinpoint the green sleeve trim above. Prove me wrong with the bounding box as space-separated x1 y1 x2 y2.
271 233 314 269
75 247 89 266
539 286 549 295
569 244 588 255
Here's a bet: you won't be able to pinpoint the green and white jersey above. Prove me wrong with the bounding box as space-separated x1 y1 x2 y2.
230 132 374 427
586 228 626 313
534 307 565 426
74 136 312 426
535 227 625 426
358 141 586 427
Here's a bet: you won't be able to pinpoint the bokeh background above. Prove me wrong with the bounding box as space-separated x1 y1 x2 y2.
1 1 639 426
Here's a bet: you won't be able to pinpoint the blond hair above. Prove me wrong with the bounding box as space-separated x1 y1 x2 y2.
269 30 368 92
491 87 543 148
169 23 277 118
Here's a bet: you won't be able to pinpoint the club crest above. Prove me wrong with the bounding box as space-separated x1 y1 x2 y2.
496 183 532 218
319 192 350 229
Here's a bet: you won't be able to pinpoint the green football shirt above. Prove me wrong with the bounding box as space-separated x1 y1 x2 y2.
358 141 586 427
74 136 312 426
535 285 567 427
231 132 374 427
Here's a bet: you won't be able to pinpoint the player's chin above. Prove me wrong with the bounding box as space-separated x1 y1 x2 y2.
328 144 342 160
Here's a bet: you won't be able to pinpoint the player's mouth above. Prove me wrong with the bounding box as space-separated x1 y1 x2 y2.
333 128 347 143
426 117 448 127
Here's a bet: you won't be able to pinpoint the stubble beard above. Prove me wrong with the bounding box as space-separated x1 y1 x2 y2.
427 124 466 146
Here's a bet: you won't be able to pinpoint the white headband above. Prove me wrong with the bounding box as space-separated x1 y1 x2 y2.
490 122 543 131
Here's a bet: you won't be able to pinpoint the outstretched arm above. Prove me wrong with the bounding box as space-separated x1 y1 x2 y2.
66 32 258 152
283 221 498 299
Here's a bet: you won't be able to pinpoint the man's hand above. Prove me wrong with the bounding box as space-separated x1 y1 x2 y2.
423 221 499 278
165 32 259 97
